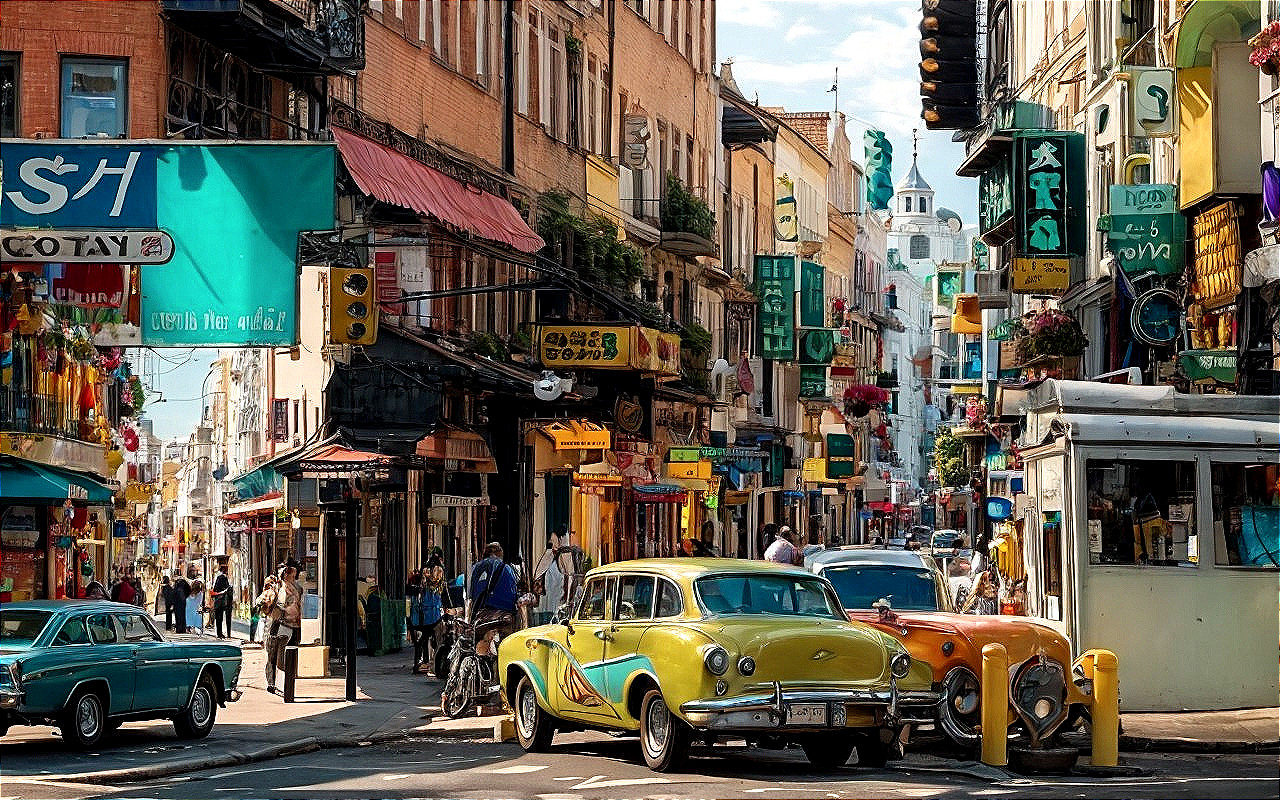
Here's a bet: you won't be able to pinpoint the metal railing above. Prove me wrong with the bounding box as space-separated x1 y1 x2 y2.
0 391 84 440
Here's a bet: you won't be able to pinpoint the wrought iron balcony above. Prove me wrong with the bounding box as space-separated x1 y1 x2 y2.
161 0 365 75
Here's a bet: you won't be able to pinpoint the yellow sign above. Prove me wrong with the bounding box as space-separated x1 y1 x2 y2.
1011 257 1069 294
539 420 611 450
666 460 712 480
632 328 682 376
538 325 632 369
802 457 828 483
124 482 156 504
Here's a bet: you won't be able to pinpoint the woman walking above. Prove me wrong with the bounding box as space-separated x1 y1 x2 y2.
251 574 279 646
264 563 303 695
186 578 207 636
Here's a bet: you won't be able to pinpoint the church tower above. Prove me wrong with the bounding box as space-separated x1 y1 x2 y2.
895 129 935 219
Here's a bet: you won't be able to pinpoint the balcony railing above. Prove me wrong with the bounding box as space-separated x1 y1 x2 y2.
1 392 89 441
161 0 365 74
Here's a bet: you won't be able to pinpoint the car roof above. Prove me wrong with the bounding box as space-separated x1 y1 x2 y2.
589 557 813 580
807 547 935 570
1 600 140 614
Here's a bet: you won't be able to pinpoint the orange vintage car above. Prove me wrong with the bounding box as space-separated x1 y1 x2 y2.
807 547 1093 770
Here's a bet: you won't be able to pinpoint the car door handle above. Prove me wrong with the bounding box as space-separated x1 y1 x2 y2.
593 629 612 641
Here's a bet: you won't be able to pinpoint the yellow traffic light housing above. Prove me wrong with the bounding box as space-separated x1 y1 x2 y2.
329 267 378 345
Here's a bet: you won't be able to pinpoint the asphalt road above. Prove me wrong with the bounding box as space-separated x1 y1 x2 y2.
2 732 1276 800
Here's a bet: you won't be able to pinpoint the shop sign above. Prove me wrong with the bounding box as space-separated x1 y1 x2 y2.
988 317 1020 341
775 175 798 243
667 460 711 480
621 115 651 170
799 261 825 327
46 262 125 308
0 144 157 226
1107 184 1185 276
1130 288 1182 346
826 433 855 478
539 420 611 450
1010 256 1069 294
935 268 962 308
0 506 39 548
699 446 765 461
123 482 155 504
798 329 836 365
1014 131 1085 259
538 325 631 369
1190 202 1242 310
1178 349 1236 383
430 494 490 508
799 365 828 398
0 228 173 263
1130 68 1175 137
667 447 700 463
755 255 795 360
631 328 681 376
978 153 1013 233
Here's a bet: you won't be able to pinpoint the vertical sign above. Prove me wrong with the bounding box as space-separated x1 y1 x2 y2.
754 255 795 360
272 398 289 443
799 261 825 327
775 175 798 243
1015 131 1085 259
978 153 1013 233
622 115 651 170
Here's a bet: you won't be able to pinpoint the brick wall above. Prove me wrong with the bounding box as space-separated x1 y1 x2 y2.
1 1 166 138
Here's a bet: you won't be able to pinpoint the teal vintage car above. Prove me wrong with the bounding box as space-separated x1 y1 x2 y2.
0 600 243 748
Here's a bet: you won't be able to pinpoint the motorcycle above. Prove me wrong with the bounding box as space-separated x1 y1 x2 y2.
439 618 501 718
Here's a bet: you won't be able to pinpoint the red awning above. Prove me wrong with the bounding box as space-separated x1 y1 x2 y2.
332 127 545 254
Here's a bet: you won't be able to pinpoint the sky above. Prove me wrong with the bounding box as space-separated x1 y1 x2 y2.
147 1 977 443
716 0 978 222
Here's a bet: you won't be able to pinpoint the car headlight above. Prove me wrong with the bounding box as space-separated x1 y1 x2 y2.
737 656 756 676
1013 661 1068 735
944 666 980 717
704 645 730 675
890 651 912 679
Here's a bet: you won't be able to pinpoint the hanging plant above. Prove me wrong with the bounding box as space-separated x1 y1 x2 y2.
842 383 889 419
1250 22 1280 75
1014 309 1088 363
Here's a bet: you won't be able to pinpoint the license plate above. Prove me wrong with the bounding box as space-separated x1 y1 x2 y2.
785 702 827 726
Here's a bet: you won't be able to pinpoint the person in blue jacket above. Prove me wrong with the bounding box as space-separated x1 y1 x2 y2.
468 542 519 656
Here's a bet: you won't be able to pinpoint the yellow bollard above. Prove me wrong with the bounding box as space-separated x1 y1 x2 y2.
1090 649 1120 767
980 642 1009 767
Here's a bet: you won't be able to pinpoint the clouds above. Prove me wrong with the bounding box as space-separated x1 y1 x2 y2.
784 20 821 42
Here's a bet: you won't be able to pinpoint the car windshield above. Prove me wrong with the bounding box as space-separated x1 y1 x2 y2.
822 565 941 612
0 609 54 646
694 574 843 619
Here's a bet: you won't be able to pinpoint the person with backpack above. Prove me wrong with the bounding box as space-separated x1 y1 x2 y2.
407 565 449 673
468 542 519 657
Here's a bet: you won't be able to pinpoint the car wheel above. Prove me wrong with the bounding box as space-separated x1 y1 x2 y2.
514 674 555 752
60 688 106 749
442 655 476 719
640 689 690 772
801 734 856 770
855 734 891 768
174 674 219 739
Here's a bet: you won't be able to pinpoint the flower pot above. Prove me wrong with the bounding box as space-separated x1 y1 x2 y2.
845 399 871 419
1264 59 1279 76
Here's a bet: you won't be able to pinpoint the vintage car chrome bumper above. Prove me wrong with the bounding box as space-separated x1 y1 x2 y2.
680 680 941 731
0 689 23 710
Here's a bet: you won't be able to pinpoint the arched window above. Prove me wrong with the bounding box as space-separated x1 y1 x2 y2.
920 197 928 214
909 235 930 259
904 196 912 212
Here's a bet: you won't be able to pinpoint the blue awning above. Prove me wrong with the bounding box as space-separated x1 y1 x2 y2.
0 456 114 503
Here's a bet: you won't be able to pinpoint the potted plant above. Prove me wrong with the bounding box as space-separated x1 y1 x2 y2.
842 383 889 419
1250 22 1280 75
1014 309 1088 364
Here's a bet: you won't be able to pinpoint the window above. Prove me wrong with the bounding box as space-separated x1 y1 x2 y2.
616 575 655 620
694 574 842 618
0 609 51 645
654 578 683 617
1 53 17 137
54 617 90 646
920 197 928 214
61 57 127 138
1211 462 1279 568
909 235 930 259
86 614 118 644
904 197 912 212
822 565 942 611
1085 460 1197 567
119 613 161 642
576 577 608 620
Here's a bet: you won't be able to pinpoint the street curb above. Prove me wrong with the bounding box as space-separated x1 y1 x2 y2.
1118 735 1280 755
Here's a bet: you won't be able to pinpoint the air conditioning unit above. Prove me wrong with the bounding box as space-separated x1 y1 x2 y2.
973 268 1011 309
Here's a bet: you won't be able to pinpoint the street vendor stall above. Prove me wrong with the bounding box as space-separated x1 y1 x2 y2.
1015 380 1279 711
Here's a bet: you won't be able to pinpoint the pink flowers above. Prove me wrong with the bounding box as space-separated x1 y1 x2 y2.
843 383 889 407
1250 22 1280 71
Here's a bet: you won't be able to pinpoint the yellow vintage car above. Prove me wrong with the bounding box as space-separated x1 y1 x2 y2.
498 558 939 772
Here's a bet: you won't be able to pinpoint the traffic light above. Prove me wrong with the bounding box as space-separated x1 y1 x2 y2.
329 267 378 345
919 0 979 130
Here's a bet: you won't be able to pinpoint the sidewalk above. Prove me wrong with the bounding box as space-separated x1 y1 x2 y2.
5 620 1277 785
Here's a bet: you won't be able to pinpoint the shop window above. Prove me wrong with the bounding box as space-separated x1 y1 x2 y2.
61 57 127 138
1085 460 1198 567
616 574 654 620
1211 462 1280 568
1 53 17 137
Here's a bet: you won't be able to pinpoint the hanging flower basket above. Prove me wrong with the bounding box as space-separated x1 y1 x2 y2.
1013 309 1088 363
1250 22 1280 75
842 383 889 419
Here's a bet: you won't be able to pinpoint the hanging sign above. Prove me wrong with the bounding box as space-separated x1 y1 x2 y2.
775 175 798 242
754 255 795 360
1010 256 1069 294
1015 131 1086 259
799 261 825 327
1130 68 1175 137
1107 184 1185 276
430 494 490 508
538 325 632 369
622 115 651 170
0 228 173 263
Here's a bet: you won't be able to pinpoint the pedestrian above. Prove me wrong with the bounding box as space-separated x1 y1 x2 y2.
411 565 449 673
210 562 233 639
160 575 175 631
84 578 108 600
187 578 206 636
110 574 136 605
468 542 519 657
763 526 803 566
171 571 191 634
961 570 999 615
250 574 279 645
405 568 427 673
131 576 146 608
265 562 303 695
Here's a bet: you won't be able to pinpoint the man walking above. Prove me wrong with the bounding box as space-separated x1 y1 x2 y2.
160 575 174 630
210 562 233 639
171 570 191 634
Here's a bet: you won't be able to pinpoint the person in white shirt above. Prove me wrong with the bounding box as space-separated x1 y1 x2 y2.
763 526 802 566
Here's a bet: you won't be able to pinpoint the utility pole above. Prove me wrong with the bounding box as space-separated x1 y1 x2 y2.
344 497 358 702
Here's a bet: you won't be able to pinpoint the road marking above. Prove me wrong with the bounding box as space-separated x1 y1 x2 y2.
489 764 551 774
570 774 673 790
553 775 586 781
382 774 415 781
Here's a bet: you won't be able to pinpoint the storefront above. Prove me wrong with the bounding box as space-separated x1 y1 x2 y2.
1017 380 1278 710
0 456 115 601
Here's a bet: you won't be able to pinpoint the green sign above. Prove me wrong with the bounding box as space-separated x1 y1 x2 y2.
799 365 828 398
979 153 1013 234
1179 349 1237 383
936 269 962 309
1107 184 1185 276
755 255 796 360
699 446 765 461
667 447 701 463
798 329 836 365
1015 131 1086 259
988 317 1020 341
826 433 855 478
973 239 990 271
799 261 825 327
